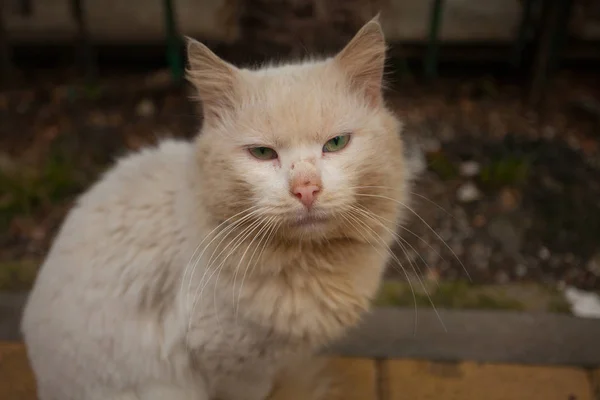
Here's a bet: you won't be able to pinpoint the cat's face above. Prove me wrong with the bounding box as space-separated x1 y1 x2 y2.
190 19 408 242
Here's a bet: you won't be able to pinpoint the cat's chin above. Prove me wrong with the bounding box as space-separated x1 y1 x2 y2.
280 212 341 241
292 214 329 227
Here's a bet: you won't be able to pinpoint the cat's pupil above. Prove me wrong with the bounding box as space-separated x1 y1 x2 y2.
333 137 339 145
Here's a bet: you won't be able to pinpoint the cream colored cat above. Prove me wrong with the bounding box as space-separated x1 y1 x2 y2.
21 17 410 400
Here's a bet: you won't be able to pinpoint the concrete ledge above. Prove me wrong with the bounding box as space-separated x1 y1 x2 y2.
0 292 27 342
329 308 600 368
3 294 600 367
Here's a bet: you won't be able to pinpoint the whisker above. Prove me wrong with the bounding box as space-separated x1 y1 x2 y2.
212 218 268 335
355 193 472 282
187 210 268 331
197 217 265 314
409 191 456 220
232 215 275 315
180 205 261 312
352 204 440 288
186 208 264 314
350 185 458 221
349 206 446 332
342 209 420 335
235 219 281 322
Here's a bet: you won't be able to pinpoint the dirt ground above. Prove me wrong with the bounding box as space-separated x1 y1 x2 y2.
1 66 599 292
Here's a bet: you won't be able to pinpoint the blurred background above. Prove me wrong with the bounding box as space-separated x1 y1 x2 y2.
1 0 599 316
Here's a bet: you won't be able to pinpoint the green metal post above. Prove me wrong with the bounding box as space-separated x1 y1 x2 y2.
0 0 14 86
71 0 97 83
163 0 184 84
529 0 572 105
547 0 573 76
511 0 538 69
424 0 445 80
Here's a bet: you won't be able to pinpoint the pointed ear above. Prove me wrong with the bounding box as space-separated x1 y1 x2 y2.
333 16 387 106
185 37 240 122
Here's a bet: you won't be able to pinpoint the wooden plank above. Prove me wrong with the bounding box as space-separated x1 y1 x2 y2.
384 359 593 400
328 357 379 400
0 341 37 400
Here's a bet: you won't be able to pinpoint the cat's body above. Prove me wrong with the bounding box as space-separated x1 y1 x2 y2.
21 18 410 400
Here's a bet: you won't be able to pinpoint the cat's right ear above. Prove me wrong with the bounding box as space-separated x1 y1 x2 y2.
185 37 240 123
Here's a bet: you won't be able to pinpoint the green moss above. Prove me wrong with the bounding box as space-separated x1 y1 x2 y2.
427 151 459 181
546 288 572 314
0 260 39 291
478 155 531 189
375 280 526 311
0 151 83 228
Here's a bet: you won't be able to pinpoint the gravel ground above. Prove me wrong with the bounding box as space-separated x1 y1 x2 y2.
1 68 599 291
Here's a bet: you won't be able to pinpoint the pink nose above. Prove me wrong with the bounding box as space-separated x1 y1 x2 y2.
292 184 320 208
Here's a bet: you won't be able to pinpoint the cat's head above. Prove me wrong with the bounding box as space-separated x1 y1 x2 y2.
188 18 409 242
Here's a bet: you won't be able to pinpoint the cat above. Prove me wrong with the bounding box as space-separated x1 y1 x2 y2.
21 16 411 400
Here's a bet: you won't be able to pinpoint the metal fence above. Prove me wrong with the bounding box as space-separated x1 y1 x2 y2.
0 0 591 103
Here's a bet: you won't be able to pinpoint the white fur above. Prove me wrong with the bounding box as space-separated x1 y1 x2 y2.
21 18 409 400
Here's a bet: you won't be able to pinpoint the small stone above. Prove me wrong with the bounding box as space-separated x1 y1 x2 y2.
459 161 480 177
495 270 510 284
488 217 522 255
538 246 551 261
587 253 600 277
541 175 563 192
135 99 156 117
469 242 491 270
144 69 173 90
450 241 464 257
0 152 17 177
515 264 527 277
456 182 481 203
498 188 520 212
564 286 600 318
542 126 556 140
425 267 440 283
422 138 441 153
89 111 108 126
567 135 580 150
405 144 427 176
472 214 486 228
565 253 575 263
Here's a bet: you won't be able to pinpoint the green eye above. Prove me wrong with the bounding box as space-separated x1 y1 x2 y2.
249 147 278 160
323 135 350 153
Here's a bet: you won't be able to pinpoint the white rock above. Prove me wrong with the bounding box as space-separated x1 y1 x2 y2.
421 138 441 153
564 286 600 319
456 182 481 203
538 246 551 261
135 99 155 117
405 143 427 177
586 253 600 277
515 264 527 277
459 161 480 177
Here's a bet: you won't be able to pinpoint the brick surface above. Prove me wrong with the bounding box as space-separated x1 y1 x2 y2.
591 369 600 400
1 340 595 400
0 342 378 400
384 360 593 400
327 357 378 400
0 342 37 400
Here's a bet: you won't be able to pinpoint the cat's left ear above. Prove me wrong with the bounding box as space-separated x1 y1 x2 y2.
333 15 386 106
